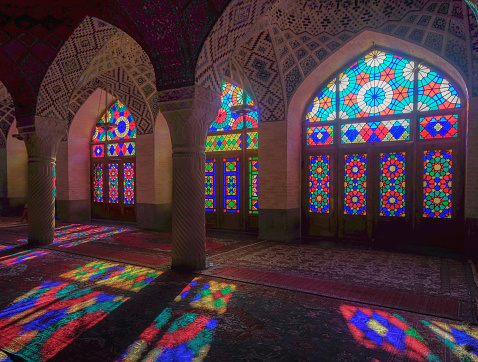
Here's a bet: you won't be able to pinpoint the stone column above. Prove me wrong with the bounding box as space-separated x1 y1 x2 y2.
19 116 67 246
158 86 220 270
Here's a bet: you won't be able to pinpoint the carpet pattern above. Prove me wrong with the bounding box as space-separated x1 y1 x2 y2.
208 241 471 301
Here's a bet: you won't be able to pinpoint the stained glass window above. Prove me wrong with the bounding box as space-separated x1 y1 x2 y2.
418 65 461 111
420 115 458 139
123 163 134 204
53 166 57 198
109 164 119 204
344 154 367 215
206 134 242 152
339 51 415 119
92 126 106 143
205 160 216 212
341 119 410 144
92 144 105 158
380 152 405 217
423 150 452 218
307 126 334 146
106 142 136 157
306 78 337 122
249 157 259 214
209 81 259 132
93 164 103 203
309 155 330 213
105 101 137 140
224 158 239 213
246 132 259 149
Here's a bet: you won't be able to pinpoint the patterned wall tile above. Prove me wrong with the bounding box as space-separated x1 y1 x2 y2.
235 30 285 122
0 81 15 147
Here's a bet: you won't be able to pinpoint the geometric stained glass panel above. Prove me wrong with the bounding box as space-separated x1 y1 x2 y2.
309 155 330 213
417 65 461 111
109 164 119 204
92 144 105 158
209 81 258 132
423 150 452 218
344 154 367 215
106 101 137 141
249 157 258 214
106 142 136 157
246 132 259 149
206 133 242 152
94 164 103 203
419 115 458 139
305 78 337 122
205 159 216 212
341 119 410 144
224 158 239 213
380 152 405 217
339 51 415 119
123 163 134 204
306 126 334 146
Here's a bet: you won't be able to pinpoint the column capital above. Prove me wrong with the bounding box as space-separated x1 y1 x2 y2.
157 85 221 149
17 116 68 159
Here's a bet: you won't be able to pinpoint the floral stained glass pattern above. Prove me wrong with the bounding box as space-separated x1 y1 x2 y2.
224 159 239 213
306 126 334 146
344 154 367 215
206 134 242 152
306 78 337 122
341 119 410 144
123 163 134 204
106 142 135 157
420 115 458 139
423 150 452 218
249 157 259 214
109 164 119 204
93 164 103 202
209 81 258 132
309 155 330 213
91 144 105 158
339 51 415 119
104 101 137 140
205 160 216 212
418 65 461 111
380 152 405 217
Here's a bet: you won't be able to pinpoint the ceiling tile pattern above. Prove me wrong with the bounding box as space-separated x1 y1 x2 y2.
36 17 117 120
195 0 276 93
0 81 15 148
235 29 285 122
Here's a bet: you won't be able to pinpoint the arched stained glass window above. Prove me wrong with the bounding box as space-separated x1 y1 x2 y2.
206 81 259 230
303 49 465 245
91 100 137 220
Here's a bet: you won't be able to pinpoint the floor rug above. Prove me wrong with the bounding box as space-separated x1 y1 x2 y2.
202 266 462 320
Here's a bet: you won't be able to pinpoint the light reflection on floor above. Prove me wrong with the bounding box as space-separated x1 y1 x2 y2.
340 305 439 361
117 277 236 362
0 250 49 265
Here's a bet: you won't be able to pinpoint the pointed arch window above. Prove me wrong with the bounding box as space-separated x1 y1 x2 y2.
205 81 259 230
303 49 464 244
91 100 136 217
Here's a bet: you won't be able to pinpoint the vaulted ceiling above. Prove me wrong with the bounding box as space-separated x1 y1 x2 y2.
0 0 231 120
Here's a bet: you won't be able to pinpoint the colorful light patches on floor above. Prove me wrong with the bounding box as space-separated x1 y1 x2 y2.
57 228 130 248
174 277 202 302
0 245 13 251
190 280 236 315
0 250 49 265
117 278 236 362
424 320 478 361
60 261 162 292
0 281 129 361
0 351 12 362
340 305 439 361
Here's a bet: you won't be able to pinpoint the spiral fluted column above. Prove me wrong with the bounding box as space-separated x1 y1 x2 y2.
158 85 221 270
19 116 67 246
